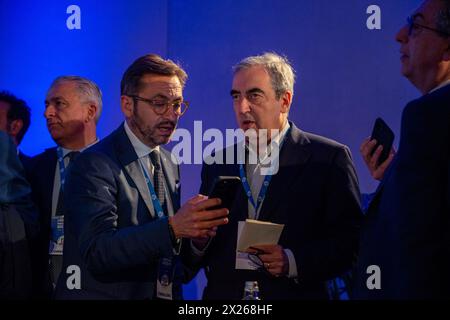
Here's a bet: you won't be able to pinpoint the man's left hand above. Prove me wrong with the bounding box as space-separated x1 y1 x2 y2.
247 244 289 277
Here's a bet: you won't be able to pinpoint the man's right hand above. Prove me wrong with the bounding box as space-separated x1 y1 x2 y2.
169 194 229 239
360 137 395 181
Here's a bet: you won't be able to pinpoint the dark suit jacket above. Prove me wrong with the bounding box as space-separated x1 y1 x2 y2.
18 151 32 169
0 131 39 299
186 122 362 300
24 147 58 298
354 84 450 299
54 124 187 299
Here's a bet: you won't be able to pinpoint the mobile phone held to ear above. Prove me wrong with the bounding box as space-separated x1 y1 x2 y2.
370 117 395 166
208 176 242 211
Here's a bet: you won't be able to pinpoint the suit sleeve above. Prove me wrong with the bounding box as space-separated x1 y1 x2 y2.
294 146 363 281
64 152 174 275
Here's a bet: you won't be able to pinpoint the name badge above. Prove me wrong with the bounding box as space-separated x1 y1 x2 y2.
156 257 174 300
49 216 64 255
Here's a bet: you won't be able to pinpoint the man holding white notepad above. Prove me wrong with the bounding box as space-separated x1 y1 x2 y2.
185 53 363 300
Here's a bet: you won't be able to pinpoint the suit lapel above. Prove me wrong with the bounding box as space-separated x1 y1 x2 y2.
160 149 180 214
42 148 57 217
258 123 311 222
228 153 248 222
113 125 155 217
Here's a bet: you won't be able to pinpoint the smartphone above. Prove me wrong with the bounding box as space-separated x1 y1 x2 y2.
208 176 242 211
370 117 395 165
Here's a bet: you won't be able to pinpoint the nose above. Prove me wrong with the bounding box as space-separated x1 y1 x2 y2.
235 96 251 115
396 24 409 44
44 104 55 119
164 104 179 121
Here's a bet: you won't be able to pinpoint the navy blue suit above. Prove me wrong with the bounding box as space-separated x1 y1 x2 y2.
185 122 362 300
354 85 450 299
25 147 58 298
55 124 188 299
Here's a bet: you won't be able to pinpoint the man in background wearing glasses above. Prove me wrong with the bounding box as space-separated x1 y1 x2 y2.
356 0 450 299
55 54 229 299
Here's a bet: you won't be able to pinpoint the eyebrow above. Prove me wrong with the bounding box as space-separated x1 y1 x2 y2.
230 88 265 96
246 88 265 95
149 94 183 102
44 96 68 104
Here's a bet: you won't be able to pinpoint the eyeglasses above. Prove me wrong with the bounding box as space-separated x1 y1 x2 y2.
128 95 189 116
406 16 450 37
247 253 271 275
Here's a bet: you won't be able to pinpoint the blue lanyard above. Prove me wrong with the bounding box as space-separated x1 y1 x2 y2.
56 147 68 188
239 164 273 216
239 126 291 216
140 161 165 219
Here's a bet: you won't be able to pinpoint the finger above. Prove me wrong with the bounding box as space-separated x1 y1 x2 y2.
194 198 222 211
360 139 377 157
249 244 277 253
196 208 229 221
196 216 229 229
369 145 383 168
189 194 209 205
359 137 371 153
377 151 395 172
258 253 281 263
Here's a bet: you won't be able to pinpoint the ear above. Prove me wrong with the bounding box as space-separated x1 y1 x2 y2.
280 90 292 114
86 104 98 123
121 95 134 118
8 119 23 138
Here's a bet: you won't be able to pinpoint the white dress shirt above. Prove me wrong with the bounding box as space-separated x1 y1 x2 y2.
124 121 174 217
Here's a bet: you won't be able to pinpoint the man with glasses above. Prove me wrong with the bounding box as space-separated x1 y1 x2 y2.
356 0 450 299
55 54 229 299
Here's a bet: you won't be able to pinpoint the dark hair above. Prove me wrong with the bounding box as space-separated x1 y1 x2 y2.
0 91 31 144
120 54 188 96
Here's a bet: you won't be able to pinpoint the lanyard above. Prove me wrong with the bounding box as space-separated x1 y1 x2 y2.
239 126 291 217
56 147 68 188
239 164 272 216
140 161 165 219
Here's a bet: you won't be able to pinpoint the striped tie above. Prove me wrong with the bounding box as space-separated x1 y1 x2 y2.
149 150 167 214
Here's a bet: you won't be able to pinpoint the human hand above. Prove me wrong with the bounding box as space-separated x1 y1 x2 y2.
360 137 395 181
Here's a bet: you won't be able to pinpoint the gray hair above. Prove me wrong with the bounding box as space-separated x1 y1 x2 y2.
49 75 103 123
436 0 450 35
232 52 296 99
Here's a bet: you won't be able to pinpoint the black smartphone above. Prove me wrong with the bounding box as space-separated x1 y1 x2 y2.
208 176 242 211
370 117 395 165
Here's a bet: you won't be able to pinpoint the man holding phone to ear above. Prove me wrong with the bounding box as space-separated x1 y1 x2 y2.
355 0 450 299
185 53 362 300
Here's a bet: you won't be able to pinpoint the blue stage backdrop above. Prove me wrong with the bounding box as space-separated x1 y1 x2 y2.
0 0 423 299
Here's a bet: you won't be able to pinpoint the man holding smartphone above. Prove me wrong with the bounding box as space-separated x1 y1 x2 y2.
185 53 362 300
355 0 450 299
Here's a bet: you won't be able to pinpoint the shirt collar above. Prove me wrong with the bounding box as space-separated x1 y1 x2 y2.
247 120 290 161
124 121 159 159
60 138 99 157
429 79 450 94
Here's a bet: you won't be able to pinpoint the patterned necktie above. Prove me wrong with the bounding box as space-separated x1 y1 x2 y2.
55 151 80 216
51 151 80 287
149 149 167 214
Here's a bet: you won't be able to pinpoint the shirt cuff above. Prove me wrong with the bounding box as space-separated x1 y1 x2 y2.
284 248 298 279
